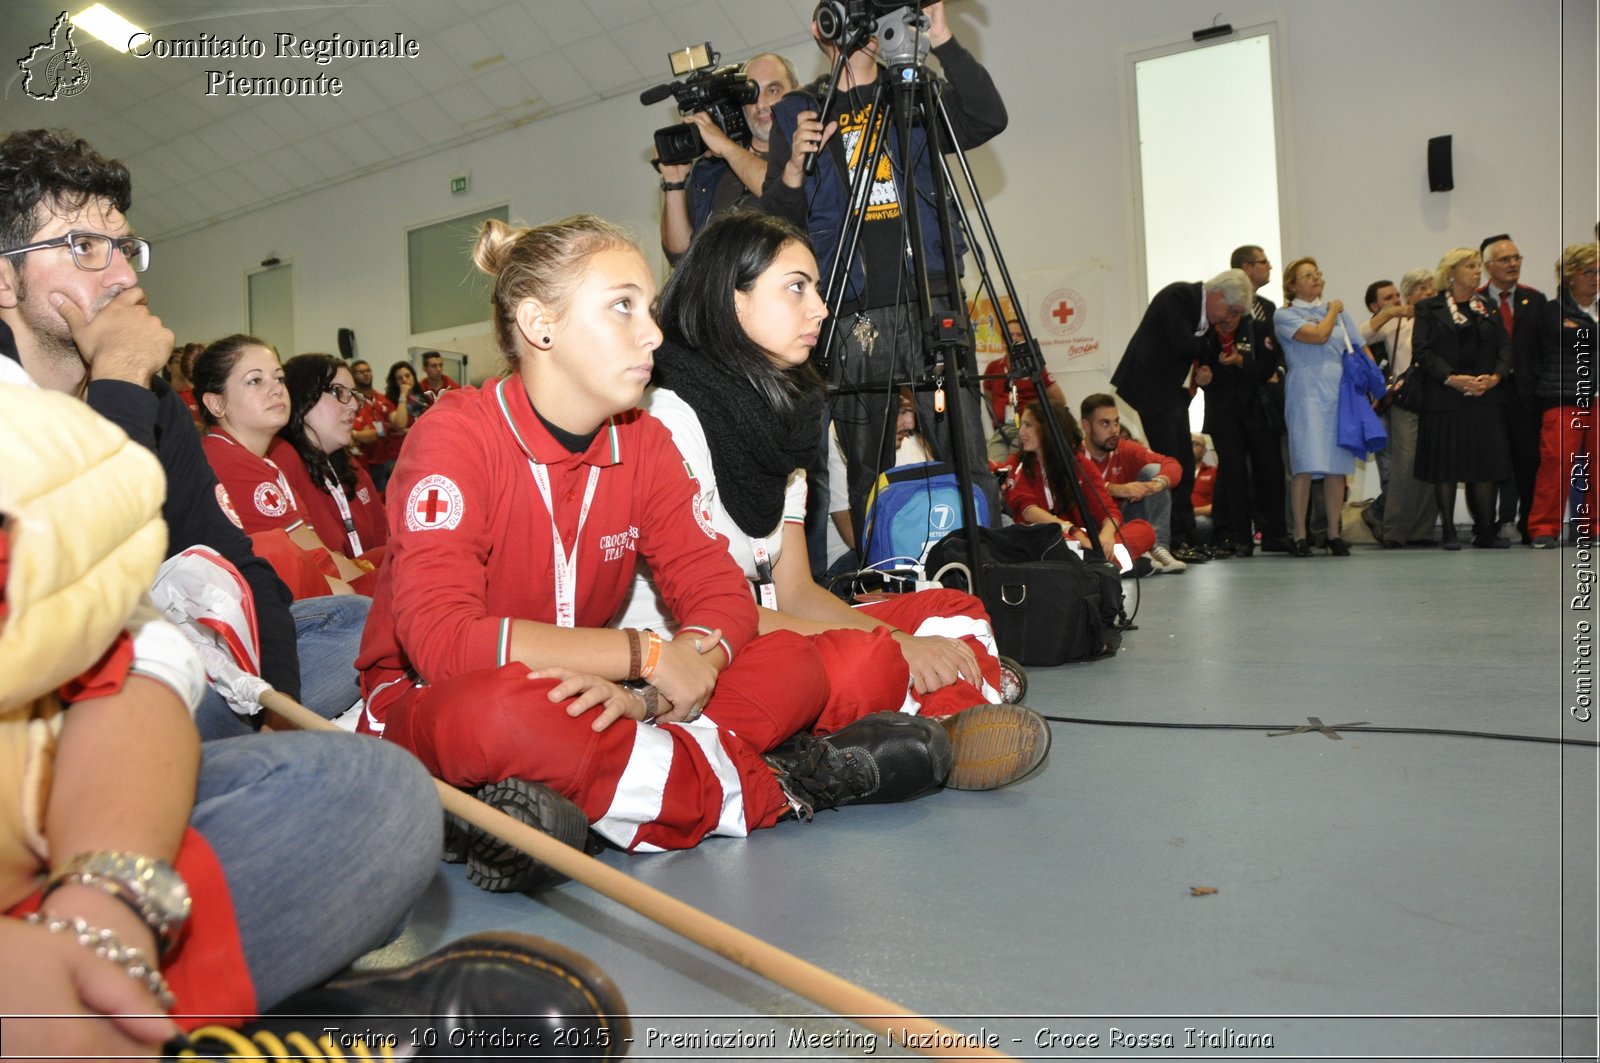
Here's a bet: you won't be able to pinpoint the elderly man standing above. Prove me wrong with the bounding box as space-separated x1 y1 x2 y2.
1111 270 1255 560
1478 234 1548 544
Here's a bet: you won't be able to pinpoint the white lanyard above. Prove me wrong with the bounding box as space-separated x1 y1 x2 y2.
749 537 778 610
322 476 364 557
529 462 601 628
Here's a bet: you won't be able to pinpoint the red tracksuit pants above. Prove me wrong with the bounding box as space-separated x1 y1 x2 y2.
381 630 824 852
810 588 1003 733
1529 405 1597 540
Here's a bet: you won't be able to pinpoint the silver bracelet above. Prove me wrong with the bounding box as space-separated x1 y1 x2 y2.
25 911 176 1010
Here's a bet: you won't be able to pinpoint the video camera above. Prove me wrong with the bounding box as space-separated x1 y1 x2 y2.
813 0 936 64
640 43 758 167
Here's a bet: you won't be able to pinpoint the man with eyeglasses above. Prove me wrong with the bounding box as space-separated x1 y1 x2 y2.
1478 233 1548 544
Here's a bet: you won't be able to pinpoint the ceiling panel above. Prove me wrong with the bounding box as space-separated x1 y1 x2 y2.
0 0 814 240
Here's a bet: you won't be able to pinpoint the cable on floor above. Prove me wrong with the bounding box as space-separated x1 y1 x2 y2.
1035 713 1600 747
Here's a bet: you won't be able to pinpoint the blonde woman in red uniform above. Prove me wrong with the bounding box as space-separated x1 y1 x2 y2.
356 215 950 891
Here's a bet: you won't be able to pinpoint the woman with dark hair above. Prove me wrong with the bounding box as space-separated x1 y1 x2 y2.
385 361 427 423
1411 247 1514 549
615 211 1048 787
357 214 951 888
275 353 387 576
999 400 1155 568
193 334 366 597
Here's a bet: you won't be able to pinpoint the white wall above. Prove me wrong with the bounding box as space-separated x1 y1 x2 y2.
142 0 1597 393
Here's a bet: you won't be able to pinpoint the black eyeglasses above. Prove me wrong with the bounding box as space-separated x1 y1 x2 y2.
324 383 362 405
0 231 150 273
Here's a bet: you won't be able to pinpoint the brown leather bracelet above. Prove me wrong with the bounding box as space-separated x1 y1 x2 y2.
625 628 642 681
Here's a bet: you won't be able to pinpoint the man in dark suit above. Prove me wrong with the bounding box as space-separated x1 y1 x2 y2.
1478 234 1548 543
1111 270 1254 559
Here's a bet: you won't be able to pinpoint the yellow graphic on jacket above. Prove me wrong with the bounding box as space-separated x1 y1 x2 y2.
837 102 900 222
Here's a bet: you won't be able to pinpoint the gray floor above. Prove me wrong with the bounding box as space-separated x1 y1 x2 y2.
364 543 1599 1061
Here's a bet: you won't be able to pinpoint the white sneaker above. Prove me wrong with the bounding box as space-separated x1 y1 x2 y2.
1148 545 1187 573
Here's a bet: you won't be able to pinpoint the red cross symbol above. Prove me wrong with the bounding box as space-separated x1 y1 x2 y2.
416 488 449 524
1052 301 1076 326
262 488 281 510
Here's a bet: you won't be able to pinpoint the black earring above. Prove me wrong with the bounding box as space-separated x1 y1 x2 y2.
540 335 551 346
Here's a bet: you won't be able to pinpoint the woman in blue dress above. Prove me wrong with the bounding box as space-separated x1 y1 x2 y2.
1275 257 1364 556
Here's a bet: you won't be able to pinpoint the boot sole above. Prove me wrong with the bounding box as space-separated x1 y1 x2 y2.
466 778 592 893
940 704 1051 790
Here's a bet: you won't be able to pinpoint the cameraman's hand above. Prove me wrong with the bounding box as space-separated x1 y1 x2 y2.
783 111 838 188
925 2 953 46
653 148 691 185
684 112 736 158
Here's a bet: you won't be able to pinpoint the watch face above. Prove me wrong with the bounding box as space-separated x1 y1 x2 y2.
136 859 194 921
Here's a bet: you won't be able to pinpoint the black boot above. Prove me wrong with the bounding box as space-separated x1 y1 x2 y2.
463 777 597 894
171 932 630 1059
766 712 951 819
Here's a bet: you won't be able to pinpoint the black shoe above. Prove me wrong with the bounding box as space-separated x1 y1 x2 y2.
1472 535 1511 549
1381 539 1404 549
1209 540 1237 559
1233 542 1255 558
939 704 1051 790
1326 538 1350 556
1258 536 1294 553
465 778 595 893
1123 555 1154 578
1291 538 1312 557
174 933 630 1060
767 712 951 819
1170 544 1210 564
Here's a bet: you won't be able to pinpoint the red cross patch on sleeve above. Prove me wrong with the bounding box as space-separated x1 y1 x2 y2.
406 474 464 531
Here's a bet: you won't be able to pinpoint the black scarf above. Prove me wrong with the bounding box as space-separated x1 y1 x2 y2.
651 340 823 539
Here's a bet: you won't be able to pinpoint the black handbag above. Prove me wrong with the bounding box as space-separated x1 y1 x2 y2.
926 524 1122 665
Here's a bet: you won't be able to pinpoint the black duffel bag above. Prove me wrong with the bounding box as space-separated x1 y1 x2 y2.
926 524 1122 666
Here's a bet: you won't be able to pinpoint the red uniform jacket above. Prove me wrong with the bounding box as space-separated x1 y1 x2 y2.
1085 438 1181 491
357 378 758 711
270 438 387 559
201 428 306 536
1000 453 1126 528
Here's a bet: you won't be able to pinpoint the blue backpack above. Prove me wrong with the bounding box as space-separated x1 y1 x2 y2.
861 461 990 568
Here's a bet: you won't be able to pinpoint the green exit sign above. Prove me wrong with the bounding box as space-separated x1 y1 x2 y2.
450 174 469 194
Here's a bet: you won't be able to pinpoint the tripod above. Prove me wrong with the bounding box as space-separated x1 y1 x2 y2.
802 8 1108 596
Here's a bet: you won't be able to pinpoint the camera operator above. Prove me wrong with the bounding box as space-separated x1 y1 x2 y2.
658 53 799 264
760 1 1008 538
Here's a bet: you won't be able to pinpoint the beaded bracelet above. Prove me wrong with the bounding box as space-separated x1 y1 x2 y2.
624 628 643 681
25 911 176 1010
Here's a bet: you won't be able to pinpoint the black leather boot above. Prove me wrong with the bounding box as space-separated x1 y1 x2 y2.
171 933 629 1059
766 711 951 819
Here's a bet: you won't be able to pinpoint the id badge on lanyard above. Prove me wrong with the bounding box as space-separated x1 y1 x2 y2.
530 462 601 628
323 476 364 557
749 537 778 610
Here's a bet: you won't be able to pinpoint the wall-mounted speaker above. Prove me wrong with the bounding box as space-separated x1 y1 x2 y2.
337 327 357 361
1427 135 1453 192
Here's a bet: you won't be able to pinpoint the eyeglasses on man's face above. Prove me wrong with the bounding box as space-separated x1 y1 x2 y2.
0 231 150 273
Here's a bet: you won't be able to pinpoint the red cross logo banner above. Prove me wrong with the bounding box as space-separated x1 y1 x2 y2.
406 474 465 532
1042 287 1087 338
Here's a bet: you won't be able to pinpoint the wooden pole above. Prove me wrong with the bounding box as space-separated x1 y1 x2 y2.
262 690 1016 1061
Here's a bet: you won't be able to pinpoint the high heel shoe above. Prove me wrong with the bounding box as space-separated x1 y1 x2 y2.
1291 538 1312 557
1326 538 1350 556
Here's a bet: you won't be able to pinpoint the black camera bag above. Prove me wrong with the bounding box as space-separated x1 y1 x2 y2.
926 524 1122 666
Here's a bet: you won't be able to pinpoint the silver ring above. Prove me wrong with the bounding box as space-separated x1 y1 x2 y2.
692 638 704 654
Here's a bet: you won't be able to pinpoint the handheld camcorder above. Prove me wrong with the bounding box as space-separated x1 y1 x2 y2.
641 43 758 167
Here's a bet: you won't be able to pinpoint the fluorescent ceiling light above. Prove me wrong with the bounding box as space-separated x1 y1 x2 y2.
71 4 145 53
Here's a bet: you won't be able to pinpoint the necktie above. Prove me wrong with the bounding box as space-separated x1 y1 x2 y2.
1499 291 1514 334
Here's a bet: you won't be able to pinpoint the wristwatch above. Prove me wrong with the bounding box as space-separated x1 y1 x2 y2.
660 179 687 192
43 851 192 958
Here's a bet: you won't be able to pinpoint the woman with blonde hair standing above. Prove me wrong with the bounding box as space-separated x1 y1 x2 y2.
1410 247 1514 549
